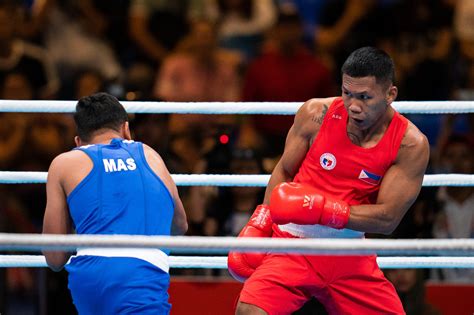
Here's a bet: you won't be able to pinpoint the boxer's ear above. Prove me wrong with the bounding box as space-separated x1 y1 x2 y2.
74 136 82 147
386 85 397 104
122 121 131 140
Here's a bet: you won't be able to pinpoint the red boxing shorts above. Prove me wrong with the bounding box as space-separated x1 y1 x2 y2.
238 227 404 315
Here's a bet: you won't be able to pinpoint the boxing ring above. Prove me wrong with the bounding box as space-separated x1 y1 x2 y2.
0 99 473 270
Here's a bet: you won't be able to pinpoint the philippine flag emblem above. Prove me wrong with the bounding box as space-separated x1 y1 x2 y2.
358 170 382 185
320 153 336 170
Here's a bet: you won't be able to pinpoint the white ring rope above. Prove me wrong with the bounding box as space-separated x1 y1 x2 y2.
0 100 473 114
2 102 473 272
0 234 473 256
1 255 474 269
0 172 473 187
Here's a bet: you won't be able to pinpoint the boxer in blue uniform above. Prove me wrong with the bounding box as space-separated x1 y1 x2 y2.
42 92 188 314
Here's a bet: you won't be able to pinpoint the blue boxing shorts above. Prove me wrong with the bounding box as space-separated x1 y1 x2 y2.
66 255 171 314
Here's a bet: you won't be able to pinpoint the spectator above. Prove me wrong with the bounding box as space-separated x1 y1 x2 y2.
390 0 454 101
200 0 277 61
453 0 474 50
0 1 59 99
0 72 30 169
0 188 42 315
154 18 242 157
381 0 455 145
133 114 170 157
390 188 439 239
314 0 379 73
74 70 104 99
432 135 474 283
276 0 329 49
154 19 242 103
86 0 131 66
123 62 156 101
202 148 266 237
32 0 122 84
242 7 336 157
448 0 474 141
128 0 190 66
385 269 441 315
0 113 27 170
21 114 75 169
0 72 34 100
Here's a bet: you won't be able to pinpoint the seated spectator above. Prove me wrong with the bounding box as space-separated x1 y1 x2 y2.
178 147 266 277
453 0 474 58
275 0 328 49
0 1 59 99
432 135 474 283
128 0 190 66
219 148 266 236
385 269 441 315
85 0 131 66
0 72 34 100
32 0 122 83
314 0 378 73
390 187 439 239
381 0 454 146
154 18 242 154
123 62 156 101
0 188 42 315
200 0 277 61
154 18 242 103
242 7 335 157
0 72 31 169
448 0 474 141
74 70 104 99
0 113 27 170
132 114 170 155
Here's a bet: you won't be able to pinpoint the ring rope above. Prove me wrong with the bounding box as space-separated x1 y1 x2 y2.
1 172 473 187
2 101 473 273
1 255 474 269
0 100 473 114
0 234 473 256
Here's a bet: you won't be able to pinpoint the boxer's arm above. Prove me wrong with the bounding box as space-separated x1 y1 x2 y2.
170 194 188 236
263 97 337 204
346 123 430 234
42 154 74 271
143 144 188 235
270 182 350 229
227 205 272 282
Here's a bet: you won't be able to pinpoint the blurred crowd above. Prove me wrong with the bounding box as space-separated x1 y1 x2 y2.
0 0 473 314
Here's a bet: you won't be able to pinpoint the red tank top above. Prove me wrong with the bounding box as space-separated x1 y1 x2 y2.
294 97 408 206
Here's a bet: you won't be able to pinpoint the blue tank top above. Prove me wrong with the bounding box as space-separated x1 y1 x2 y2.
67 138 174 244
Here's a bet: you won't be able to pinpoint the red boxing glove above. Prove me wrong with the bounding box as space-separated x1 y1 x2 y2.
227 204 273 282
227 251 254 283
269 182 350 229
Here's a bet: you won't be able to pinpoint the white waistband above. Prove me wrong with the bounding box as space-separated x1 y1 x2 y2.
278 223 364 239
75 248 169 273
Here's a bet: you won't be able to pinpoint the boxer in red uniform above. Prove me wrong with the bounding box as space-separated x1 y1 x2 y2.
228 47 430 314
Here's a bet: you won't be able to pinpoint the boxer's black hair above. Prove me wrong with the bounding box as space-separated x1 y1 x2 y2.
74 92 128 141
342 47 395 86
